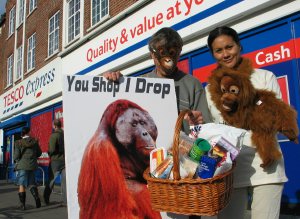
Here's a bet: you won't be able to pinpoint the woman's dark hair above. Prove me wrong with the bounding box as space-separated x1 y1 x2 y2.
148 27 183 51
21 127 30 137
207 26 241 52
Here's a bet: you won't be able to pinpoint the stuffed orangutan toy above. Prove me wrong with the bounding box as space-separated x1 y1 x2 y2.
208 65 299 168
77 99 161 219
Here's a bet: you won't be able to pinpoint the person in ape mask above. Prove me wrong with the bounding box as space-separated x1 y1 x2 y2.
104 27 212 134
148 27 183 77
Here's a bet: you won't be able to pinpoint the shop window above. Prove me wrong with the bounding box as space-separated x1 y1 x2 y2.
30 111 53 154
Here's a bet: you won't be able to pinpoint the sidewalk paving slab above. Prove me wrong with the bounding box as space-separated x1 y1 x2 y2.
0 180 68 219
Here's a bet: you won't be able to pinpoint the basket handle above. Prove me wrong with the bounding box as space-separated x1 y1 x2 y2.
172 109 191 181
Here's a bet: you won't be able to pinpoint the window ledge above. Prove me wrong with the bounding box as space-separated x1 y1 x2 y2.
45 50 59 61
27 7 37 18
25 67 35 75
6 33 14 40
5 84 13 90
64 36 80 49
87 15 110 33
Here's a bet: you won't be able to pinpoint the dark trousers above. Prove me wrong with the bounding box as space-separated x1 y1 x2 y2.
44 160 65 203
60 168 67 204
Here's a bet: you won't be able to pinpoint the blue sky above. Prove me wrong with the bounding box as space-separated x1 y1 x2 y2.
0 0 6 15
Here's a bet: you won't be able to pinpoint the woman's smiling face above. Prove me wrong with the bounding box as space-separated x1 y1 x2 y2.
211 34 241 69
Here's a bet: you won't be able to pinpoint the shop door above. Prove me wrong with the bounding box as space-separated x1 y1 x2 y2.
4 131 22 181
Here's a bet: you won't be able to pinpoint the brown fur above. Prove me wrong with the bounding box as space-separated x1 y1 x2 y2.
208 60 299 168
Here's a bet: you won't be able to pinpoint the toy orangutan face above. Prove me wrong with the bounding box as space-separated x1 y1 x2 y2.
115 108 158 164
220 75 240 112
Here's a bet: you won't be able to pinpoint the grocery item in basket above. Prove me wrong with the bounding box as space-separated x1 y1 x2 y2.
214 152 233 176
197 155 218 179
150 148 166 173
179 155 199 178
211 136 240 160
157 160 173 179
178 131 195 156
151 155 172 178
189 138 211 162
212 144 227 158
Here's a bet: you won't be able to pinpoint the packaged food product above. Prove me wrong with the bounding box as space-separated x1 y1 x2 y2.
150 148 166 173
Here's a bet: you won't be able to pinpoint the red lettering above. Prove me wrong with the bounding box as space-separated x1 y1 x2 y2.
156 13 163 25
3 85 24 107
195 0 204 5
175 1 181 16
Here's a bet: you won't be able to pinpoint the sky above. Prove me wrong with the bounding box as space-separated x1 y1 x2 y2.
0 0 6 15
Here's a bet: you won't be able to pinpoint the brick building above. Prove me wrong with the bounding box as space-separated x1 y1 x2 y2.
0 0 300 217
0 0 142 184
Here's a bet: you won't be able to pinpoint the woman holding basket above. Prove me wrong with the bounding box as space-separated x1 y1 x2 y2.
205 26 287 219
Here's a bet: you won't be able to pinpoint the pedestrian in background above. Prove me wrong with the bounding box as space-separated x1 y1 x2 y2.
14 126 42 210
43 119 66 205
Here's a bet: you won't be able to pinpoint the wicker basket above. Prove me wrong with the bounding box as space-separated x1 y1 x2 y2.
143 110 235 216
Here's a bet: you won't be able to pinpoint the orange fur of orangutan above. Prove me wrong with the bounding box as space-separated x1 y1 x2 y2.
77 99 161 219
208 66 299 168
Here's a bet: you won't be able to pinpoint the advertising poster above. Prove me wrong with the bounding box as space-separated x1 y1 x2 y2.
62 75 179 219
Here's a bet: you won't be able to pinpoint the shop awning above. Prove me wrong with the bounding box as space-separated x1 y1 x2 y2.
0 114 30 130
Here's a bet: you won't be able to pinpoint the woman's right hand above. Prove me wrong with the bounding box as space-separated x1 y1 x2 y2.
103 71 123 81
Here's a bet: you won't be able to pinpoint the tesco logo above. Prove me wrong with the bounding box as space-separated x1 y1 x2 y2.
3 86 25 108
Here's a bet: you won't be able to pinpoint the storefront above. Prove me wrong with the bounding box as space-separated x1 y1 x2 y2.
1 0 299 213
0 58 63 184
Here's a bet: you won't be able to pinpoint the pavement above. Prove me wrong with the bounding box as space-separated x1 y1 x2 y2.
1 179 300 219
0 180 67 219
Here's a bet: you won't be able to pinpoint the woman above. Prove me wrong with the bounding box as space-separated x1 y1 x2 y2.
14 127 42 210
205 26 287 219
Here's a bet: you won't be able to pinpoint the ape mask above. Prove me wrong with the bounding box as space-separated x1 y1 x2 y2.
149 27 182 76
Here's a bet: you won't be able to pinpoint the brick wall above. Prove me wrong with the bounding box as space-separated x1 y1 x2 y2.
0 0 138 95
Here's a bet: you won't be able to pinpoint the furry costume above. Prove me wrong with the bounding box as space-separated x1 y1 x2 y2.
208 58 299 168
77 99 161 219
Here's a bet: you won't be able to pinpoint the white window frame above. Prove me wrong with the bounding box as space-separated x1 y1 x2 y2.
16 45 23 80
48 11 60 57
27 33 36 72
17 0 25 27
29 0 37 14
8 6 15 36
7 54 14 86
91 0 109 26
67 0 81 44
